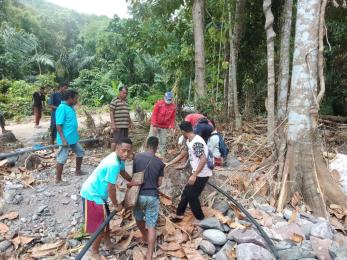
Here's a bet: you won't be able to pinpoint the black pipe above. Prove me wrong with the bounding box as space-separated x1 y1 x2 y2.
75 210 117 260
0 138 99 160
207 182 279 260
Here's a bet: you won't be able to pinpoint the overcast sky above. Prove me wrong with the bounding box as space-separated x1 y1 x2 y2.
46 0 129 18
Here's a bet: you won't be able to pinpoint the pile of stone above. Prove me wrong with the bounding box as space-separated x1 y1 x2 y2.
196 200 347 260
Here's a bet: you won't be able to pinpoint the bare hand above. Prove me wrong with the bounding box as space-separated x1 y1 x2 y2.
175 164 186 170
115 204 123 212
127 181 140 188
188 175 197 185
62 140 68 147
111 124 116 131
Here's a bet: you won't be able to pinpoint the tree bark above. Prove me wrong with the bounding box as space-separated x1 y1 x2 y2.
192 0 206 98
277 0 347 217
263 0 276 141
277 0 293 122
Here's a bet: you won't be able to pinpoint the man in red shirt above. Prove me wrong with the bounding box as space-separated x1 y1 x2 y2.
184 113 205 128
150 91 176 157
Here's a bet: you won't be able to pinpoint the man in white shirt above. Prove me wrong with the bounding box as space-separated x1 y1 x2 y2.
168 121 212 221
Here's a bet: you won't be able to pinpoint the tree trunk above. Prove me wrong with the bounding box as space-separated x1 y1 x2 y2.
263 0 276 141
274 0 293 199
192 0 206 98
277 0 293 122
228 0 246 128
223 40 230 120
277 0 347 217
227 10 234 120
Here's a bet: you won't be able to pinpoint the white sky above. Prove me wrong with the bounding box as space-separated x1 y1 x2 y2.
46 0 130 18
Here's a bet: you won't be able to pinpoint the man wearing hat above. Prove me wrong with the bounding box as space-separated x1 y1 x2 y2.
149 91 176 157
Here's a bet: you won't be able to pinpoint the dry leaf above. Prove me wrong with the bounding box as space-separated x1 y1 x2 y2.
0 223 9 234
132 246 144 260
185 237 203 249
163 218 176 237
229 222 246 229
249 209 263 220
331 218 346 235
159 242 181 251
166 248 186 258
182 245 206 260
165 229 188 243
290 192 302 208
12 236 35 249
119 231 134 250
288 211 298 224
0 211 19 220
159 196 172 206
31 240 64 258
22 175 35 186
291 233 304 243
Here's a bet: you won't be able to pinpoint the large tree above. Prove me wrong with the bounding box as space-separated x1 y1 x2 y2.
192 0 206 98
276 0 347 217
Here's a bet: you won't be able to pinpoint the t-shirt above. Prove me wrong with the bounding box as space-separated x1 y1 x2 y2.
80 153 125 204
33 92 46 108
48 92 62 124
185 113 204 127
133 152 165 197
109 98 130 129
55 101 79 145
186 135 212 177
208 131 221 158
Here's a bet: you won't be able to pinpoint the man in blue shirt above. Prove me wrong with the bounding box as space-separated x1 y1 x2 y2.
48 82 68 145
80 138 133 259
55 89 85 184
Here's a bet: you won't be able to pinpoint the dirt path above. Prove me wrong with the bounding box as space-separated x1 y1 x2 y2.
5 112 110 146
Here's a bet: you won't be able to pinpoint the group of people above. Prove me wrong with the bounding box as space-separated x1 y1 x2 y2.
1 82 228 260
77 89 228 259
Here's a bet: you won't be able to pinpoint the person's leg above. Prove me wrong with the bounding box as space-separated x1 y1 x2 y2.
38 107 42 126
56 146 68 182
176 185 190 217
0 113 6 133
71 143 85 175
133 196 148 243
187 177 209 220
51 124 57 145
158 128 168 157
144 196 159 260
111 129 119 151
33 107 38 126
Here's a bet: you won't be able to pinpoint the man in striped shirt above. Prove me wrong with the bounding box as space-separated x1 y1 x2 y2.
110 86 131 151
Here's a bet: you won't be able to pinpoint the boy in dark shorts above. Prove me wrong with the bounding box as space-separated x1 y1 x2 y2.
131 136 164 260
80 138 133 259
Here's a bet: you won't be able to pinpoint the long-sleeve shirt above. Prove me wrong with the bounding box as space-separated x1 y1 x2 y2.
151 100 176 129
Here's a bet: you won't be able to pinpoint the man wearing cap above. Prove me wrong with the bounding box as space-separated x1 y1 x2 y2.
149 91 176 157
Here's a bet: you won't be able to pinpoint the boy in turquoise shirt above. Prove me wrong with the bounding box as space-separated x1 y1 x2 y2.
55 89 85 184
80 138 133 259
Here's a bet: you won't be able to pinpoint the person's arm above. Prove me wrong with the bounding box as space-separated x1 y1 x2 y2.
151 102 160 127
110 101 116 130
166 150 188 166
56 125 68 146
169 105 176 129
158 176 163 187
107 183 119 208
56 108 67 146
120 170 132 182
48 94 57 110
42 95 46 109
188 142 207 185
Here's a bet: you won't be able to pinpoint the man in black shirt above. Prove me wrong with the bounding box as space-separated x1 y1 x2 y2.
32 87 46 128
132 136 164 260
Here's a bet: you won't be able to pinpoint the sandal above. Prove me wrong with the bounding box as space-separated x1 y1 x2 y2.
168 213 184 222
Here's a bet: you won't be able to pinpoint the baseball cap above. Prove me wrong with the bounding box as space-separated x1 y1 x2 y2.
164 91 173 102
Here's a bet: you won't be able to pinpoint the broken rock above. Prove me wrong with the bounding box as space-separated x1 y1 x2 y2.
228 228 266 248
199 217 223 231
0 240 11 253
236 243 273 260
202 229 227 246
199 240 216 256
310 236 332 260
212 200 230 215
278 246 316 260
215 241 235 260
311 220 333 240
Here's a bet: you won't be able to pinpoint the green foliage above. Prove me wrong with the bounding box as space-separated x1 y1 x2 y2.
70 68 114 107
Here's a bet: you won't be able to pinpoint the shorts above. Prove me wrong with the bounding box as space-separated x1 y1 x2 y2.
133 195 159 228
82 198 110 234
56 143 85 164
112 128 129 143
